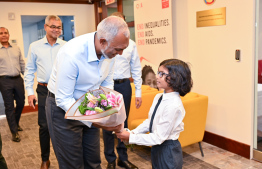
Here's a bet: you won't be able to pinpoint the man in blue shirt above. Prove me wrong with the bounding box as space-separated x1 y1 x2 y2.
24 15 66 169
46 16 129 169
103 12 142 169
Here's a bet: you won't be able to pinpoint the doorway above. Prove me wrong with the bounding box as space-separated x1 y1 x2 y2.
95 0 136 41
254 0 262 161
21 15 75 58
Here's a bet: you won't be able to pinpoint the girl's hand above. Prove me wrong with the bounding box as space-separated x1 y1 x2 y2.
116 129 130 142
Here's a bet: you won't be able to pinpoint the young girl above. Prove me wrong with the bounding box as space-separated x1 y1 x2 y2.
116 59 193 169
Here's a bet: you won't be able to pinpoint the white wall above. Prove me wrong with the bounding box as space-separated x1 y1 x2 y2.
173 0 255 147
0 2 95 106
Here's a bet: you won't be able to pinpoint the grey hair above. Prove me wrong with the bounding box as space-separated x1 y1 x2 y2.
45 15 61 25
97 16 130 42
0 27 9 34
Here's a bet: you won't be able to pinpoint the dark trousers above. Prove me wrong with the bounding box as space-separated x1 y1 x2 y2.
45 94 101 169
0 133 8 169
36 85 50 161
0 76 24 134
151 140 183 169
103 79 132 162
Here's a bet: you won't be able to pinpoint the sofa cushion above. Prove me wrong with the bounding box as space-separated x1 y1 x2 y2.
131 83 158 95
181 92 199 101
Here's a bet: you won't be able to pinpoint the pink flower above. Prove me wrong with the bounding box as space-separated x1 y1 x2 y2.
85 110 97 115
87 102 95 108
101 99 108 107
106 92 122 107
86 93 98 104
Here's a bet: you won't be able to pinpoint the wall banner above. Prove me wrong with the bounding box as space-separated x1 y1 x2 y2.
134 0 173 86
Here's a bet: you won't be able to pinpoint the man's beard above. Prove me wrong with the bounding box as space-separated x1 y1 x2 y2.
101 45 110 59
101 49 110 59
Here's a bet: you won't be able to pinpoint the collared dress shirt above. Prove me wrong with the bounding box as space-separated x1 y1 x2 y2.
48 32 115 115
0 43 25 76
129 92 185 146
24 36 66 96
113 39 142 97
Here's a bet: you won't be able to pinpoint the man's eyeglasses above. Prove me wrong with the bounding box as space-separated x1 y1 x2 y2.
157 71 169 78
46 24 62 30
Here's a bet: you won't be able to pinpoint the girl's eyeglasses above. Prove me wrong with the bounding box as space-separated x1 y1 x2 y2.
157 71 169 78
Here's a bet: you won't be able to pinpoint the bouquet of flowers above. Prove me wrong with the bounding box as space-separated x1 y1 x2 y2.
78 91 121 116
65 87 126 127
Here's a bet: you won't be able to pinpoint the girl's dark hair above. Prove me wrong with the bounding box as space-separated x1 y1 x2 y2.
141 65 155 84
159 59 193 96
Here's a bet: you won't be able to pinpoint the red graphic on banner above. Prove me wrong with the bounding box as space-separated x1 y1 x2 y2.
138 39 145 45
162 0 169 9
137 24 144 30
136 3 143 9
140 56 150 63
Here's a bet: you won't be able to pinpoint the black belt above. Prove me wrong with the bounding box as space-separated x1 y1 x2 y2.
48 91 55 98
114 78 129 84
0 75 20 79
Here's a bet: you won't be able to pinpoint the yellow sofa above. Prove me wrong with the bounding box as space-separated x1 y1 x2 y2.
128 83 208 156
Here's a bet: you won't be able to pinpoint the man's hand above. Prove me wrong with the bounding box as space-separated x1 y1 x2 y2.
92 123 124 132
116 129 130 142
28 95 37 109
135 97 142 109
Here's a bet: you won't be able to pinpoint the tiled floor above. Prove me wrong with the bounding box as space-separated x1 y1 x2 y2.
1 112 262 169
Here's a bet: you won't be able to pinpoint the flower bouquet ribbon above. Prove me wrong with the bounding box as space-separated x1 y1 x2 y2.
65 86 126 127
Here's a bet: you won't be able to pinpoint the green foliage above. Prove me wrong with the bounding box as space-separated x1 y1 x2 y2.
104 105 112 110
99 94 107 100
78 93 89 114
78 92 110 115
79 106 87 115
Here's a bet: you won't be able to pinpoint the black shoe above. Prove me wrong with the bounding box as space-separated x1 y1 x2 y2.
117 160 138 169
12 133 21 142
17 125 23 131
106 161 116 169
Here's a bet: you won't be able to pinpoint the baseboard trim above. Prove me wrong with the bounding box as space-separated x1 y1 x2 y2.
22 105 38 113
203 131 250 159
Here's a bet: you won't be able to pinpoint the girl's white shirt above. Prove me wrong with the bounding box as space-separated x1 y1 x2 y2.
129 92 185 146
